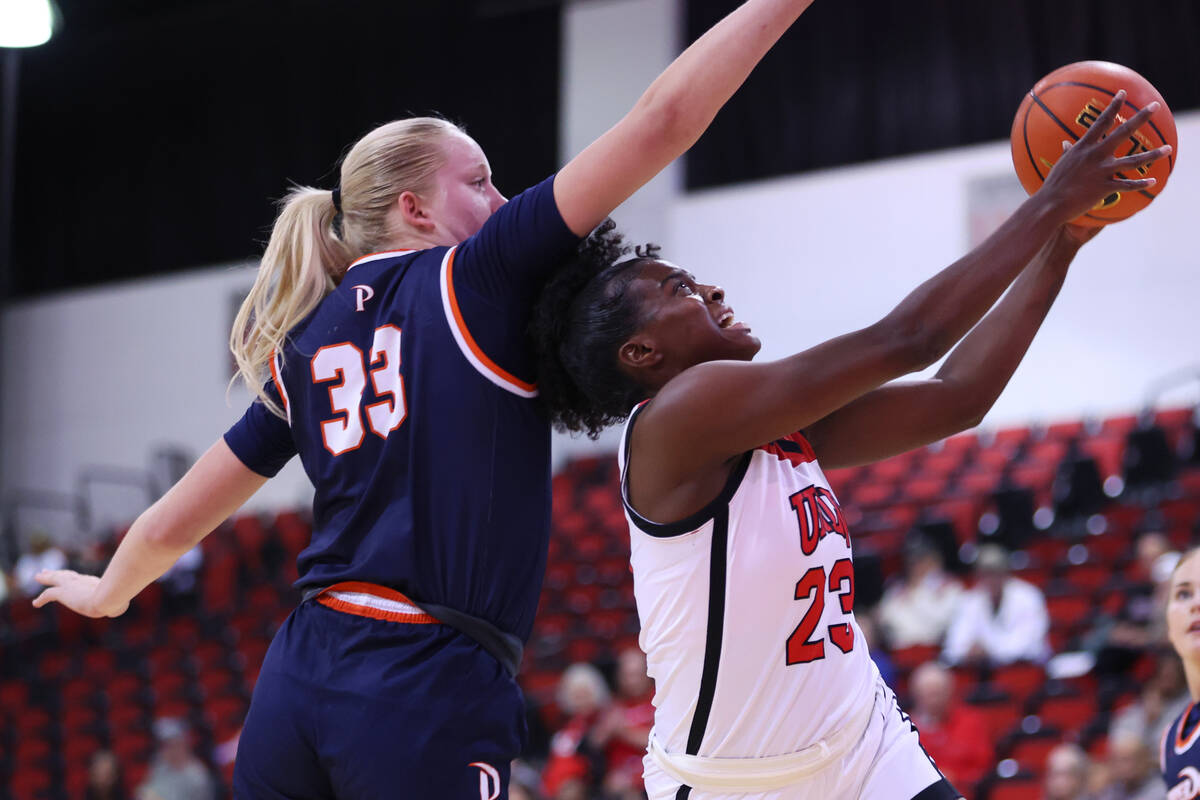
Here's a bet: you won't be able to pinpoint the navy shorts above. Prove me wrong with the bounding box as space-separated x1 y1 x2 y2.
233 592 525 799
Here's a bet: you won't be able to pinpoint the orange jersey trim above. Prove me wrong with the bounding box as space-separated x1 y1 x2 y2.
269 349 291 421
443 248 538 394
315 581 438 625
1177 702 1200 754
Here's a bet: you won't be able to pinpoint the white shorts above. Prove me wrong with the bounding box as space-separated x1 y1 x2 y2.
643 674 961 800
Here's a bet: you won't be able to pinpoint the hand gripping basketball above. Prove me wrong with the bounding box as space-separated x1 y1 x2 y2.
1036 90 1172 224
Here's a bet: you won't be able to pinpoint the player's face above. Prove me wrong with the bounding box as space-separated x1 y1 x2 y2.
626 261 761 370
422 132 507 244
1167 553 1200 663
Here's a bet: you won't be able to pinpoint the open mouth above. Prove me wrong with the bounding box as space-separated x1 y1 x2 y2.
717 310 735 329
1188 620 1200 633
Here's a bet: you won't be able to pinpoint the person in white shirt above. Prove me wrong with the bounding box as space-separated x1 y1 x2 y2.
879 533 964 649
942 543 1050 666
14 532 67 597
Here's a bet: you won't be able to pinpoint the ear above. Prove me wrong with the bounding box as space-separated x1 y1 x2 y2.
397 190 435 233
617 335 663 371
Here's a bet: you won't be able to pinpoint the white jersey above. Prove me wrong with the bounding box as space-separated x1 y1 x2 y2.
619 403 877 761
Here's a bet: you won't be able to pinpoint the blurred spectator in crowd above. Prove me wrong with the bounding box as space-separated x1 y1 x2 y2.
136 718 215 800
856 611 898 686
907 661 991 789
1090 531 1178 682
14 532 66 597
541 663 611 799
1109 650 1190 752
85 750 126 800
1042 742 1095 800
878 532 964 648
1093 732 1166 800
590 648 654 799
0 567 9 606
942 544 1050 666
509 760 544 800
157 544 203 613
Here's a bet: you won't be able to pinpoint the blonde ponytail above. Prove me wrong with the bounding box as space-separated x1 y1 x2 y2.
231 188 354 416
230 116 463 417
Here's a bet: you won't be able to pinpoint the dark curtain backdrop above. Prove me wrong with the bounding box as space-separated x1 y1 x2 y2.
6 0 561 297
685 0 1200 190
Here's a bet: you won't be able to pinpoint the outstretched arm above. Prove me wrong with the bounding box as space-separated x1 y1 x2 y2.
33 439 266 618
633 96 1165 492
804 225 1095 468
554 0 817 236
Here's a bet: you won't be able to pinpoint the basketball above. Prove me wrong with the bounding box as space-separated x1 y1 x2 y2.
1010 60 1177 226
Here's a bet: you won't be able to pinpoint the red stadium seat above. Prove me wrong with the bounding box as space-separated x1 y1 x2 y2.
968 700 1021 739
848 482 896 508
1008 734 1061 777
1046 595 1092 629
112 730 154 763
9 767 52 795
990 663 1045 703
988 777 1041 800
0 678 29 711
921 451 966 478
1044 422 1084 442
1035 694 1097 735
108 701 147 732
905 476 948 504
83 648 117 679
957 470 999 497
274 510 311 552
61 676 97 706
1059 564 1112 594
1156 407 1194 431
1081 437 1124 480
890 645 941 672
16 731 54 758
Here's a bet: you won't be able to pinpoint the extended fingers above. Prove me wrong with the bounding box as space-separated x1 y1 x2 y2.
1107 101 1161 145
1079 90 1127 144
1111 143 1172 172
35 569 69 586
31 587 60 608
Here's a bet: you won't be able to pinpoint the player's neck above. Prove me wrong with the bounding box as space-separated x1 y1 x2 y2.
1182 660 1200 705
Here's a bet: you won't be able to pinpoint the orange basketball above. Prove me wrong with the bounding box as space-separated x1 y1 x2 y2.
1010 60 1177 226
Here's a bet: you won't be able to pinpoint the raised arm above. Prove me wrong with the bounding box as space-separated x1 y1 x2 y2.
637 96 1167 478
553 0 817 236
32 439 266 618
804 225 1095 468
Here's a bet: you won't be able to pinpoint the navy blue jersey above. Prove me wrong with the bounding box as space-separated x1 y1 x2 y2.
1162 701 1200 800
224 175 580 642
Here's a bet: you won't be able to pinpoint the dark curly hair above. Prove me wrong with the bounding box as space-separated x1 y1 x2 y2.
530 219 660 439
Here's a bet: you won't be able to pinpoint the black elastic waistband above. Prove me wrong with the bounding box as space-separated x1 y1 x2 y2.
301 585 523 677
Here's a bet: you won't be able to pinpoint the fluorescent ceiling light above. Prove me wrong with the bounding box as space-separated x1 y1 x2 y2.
0 0 61 48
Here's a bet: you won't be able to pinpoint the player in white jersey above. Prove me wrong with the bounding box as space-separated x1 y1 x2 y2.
530 95 1168 799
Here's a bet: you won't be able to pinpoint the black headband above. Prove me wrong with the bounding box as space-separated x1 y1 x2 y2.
331 187 342 213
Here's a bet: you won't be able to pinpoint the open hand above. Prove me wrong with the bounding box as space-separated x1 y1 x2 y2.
31 570 126 618
1041 90 1172 223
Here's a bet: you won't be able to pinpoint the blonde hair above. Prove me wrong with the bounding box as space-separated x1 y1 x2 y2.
231 117 464 415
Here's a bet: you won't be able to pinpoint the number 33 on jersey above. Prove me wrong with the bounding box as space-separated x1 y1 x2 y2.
308 325 408 456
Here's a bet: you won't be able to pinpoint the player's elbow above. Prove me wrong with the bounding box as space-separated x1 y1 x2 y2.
631 87 697 156
879 320 947 374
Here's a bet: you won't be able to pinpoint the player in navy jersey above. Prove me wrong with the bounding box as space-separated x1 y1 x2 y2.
530 96 1166 799
31 1 828 797
1163 548 1200 800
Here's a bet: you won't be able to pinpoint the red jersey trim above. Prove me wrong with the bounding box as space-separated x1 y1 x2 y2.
315 581 438 624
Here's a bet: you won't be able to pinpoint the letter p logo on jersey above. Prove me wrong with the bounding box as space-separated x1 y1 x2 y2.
469 761 500 800
353 284 375 312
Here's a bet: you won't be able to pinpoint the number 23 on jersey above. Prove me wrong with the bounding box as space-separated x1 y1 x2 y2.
311 325 407 456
